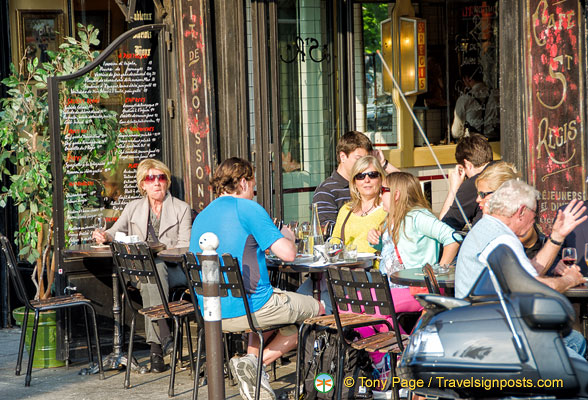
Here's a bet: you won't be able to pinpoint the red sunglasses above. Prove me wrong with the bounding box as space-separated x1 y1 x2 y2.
381 186 391 194
144 174 168 183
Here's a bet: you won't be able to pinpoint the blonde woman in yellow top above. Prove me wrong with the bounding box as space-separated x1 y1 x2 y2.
332 155 386 253
298 155 386 313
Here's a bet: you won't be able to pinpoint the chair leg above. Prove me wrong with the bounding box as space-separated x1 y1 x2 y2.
25 310 41 387
83 307 93 364
184 317 195 376
294 323 306 399
16 308 30 376
223 333 234 385
87 304 104 380
192 328 204 400
255 332 264 400
335 342 345 400
178 319 184 370
124 315 136 389
391 353 400 400
168 317 181 397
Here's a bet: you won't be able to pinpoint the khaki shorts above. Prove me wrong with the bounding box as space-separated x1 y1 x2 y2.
222 288 320 337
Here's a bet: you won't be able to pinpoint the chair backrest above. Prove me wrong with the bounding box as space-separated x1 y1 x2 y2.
182 252 258 332
422 264 441 295
0 234 32 309
111 241 172 318
326 267 405 351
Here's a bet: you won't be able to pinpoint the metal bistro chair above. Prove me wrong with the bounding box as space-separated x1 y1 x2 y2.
296 267 409 400
422 264 441 295
183 252 290 400
0 234 104 386
111 241 195 397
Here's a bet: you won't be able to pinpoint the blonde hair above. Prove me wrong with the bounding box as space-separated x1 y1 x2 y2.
136 159 171 196
348 155 385 213
384 172 430 245
475 161 521 192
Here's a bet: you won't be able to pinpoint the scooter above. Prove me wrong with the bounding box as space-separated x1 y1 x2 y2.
398 244 588 399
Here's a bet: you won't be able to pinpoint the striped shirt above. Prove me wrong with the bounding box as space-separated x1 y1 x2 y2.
312 171 350 226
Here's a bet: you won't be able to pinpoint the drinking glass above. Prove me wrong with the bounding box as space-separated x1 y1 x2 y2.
299 222 311 240
325 238 343 263
585 243 588 265
562 247 577 266
343 243 358 262
94 215 107 231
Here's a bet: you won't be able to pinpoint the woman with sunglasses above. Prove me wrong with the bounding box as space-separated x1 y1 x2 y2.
92 158 192 373
331 155 387 254
300 156 386 314
368 172 459 311
474 161 586 269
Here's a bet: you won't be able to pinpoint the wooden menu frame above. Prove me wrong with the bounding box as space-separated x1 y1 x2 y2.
16 9 65 64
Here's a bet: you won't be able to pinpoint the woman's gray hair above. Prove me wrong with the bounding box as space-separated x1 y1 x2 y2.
488 179 539 217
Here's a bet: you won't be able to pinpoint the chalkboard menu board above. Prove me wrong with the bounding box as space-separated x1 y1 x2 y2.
525 0 586 233
49 24 167 255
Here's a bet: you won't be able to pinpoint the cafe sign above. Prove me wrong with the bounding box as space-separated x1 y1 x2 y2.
525 0 585 233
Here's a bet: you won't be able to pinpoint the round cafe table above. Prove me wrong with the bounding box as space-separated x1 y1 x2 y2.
266 255 374 300
389 268 455 288
62 242 165 374
157 247 189 263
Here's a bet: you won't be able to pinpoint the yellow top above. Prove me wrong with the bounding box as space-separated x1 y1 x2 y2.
331 203 387 254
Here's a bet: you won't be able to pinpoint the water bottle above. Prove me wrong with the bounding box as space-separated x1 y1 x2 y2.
310 203 324 255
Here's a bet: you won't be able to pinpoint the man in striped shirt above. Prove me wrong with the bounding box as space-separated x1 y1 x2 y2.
312 131 399 226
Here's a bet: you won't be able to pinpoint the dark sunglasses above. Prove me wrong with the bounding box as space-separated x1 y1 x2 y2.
354 171 381 181
477 190 494 199
144 174 168 183
381 186 391 194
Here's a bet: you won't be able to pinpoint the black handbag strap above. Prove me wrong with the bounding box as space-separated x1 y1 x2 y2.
340 208 353 244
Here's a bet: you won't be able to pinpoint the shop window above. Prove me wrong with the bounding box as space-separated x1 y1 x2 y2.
413 0 500 146
275 0 335 223
354 0 500 167
356 3 398 149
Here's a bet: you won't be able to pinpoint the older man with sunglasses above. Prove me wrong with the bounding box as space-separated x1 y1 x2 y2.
92 158 192 373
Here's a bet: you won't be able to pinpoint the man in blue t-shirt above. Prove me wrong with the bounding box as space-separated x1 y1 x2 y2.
190 157 322 400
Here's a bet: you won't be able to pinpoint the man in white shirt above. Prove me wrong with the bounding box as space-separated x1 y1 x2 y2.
451 64 499 141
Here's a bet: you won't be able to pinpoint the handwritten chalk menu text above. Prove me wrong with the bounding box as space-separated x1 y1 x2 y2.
49 24 166 247
525 0 586 233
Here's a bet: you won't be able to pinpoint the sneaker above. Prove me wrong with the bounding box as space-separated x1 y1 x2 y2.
229 354 276 400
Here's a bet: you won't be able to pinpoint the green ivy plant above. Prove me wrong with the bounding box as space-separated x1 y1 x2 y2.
0 24 116 299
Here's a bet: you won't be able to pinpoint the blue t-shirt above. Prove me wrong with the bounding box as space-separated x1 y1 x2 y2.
189 196 283 319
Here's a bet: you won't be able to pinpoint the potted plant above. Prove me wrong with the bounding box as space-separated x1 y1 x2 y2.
0 24 108 366
0 24 107 299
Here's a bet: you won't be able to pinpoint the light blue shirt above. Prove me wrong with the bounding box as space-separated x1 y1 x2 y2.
455 215 537 298
381 208 456 272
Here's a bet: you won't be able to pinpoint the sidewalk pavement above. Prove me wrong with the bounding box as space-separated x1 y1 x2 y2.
0 327 298 400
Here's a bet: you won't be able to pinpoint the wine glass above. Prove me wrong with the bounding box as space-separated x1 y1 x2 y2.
562 247 577 267
94 215 107 231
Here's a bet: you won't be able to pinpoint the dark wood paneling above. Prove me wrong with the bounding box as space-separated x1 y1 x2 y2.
213 0 249 162
499 0 527 170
